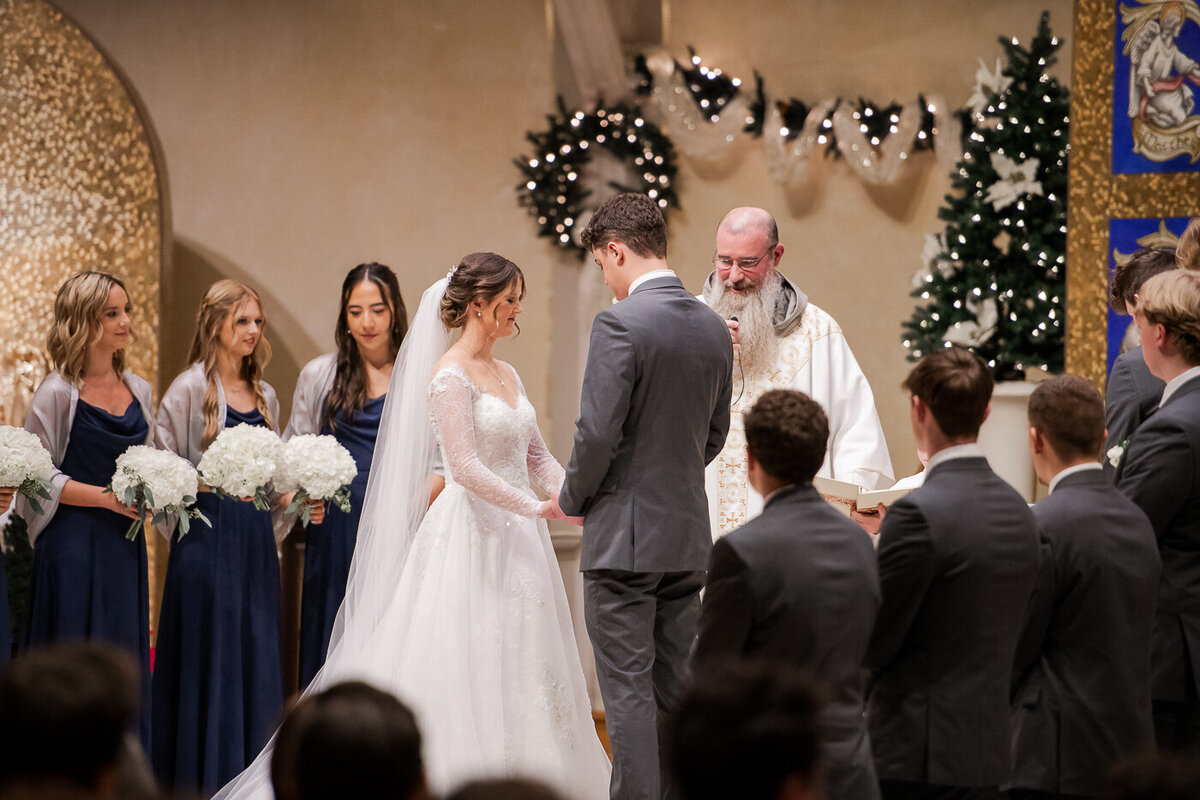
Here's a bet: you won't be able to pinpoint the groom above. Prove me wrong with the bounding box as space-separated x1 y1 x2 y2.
557 192 734 800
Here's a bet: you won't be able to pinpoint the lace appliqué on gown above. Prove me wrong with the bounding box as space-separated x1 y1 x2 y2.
361 365 609 797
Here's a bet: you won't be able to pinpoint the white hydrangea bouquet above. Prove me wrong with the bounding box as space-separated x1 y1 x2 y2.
275 434 357 526
197 424 284 511
106 445 209 540
0 425 55 514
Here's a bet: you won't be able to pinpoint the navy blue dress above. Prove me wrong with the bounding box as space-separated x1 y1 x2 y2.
24 399 151 747
297 394 385 688
151 406 283 797
0 543 9 663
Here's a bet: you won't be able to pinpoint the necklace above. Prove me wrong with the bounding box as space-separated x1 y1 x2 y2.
480 358 506 387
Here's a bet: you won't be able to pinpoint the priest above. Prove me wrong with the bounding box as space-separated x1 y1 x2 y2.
701 207 893 537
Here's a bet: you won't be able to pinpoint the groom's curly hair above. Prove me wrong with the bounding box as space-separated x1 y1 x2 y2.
580 193 667 259
744 389 829 485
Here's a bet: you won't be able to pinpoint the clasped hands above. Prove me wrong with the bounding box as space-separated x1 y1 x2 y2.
538 493 583 526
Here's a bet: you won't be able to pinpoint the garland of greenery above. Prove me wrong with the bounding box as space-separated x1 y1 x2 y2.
515 99 679 257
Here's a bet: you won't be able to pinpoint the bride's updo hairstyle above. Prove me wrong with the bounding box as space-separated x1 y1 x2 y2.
440 252 526 333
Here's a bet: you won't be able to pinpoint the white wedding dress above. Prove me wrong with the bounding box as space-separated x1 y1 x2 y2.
216 278 609 800
370 364 610 796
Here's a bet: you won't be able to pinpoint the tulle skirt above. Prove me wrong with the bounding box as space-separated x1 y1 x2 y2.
317 484 610 798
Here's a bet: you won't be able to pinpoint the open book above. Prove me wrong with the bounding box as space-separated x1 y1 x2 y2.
813 476 915 517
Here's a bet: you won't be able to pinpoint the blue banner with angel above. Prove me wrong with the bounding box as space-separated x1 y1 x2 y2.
1114 1 1200 173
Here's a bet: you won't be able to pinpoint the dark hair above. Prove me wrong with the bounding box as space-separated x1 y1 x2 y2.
440 253 525 332
323 263 408 432
744 390 829 485
1104 751 1200 800
580 193 668 259
0 643 139 790
670 660 822 800
1028 375 1105 460
444 777 565 800
271 681 424 800
1177 217 1200 271
902 347 993 439
1110 247 1177 314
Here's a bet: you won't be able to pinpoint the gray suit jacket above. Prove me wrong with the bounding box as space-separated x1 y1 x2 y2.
560 275 733 573
693 484 880 800
1103 346 1163 477
1117 374 1200 704
1011 469 1160 796
865 456 1040 788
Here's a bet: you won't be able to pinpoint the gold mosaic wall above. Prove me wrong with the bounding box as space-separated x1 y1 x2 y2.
1068 0 1200 388
0 0 163 423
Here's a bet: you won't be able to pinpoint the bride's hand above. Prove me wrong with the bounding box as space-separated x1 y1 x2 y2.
538 499 565 521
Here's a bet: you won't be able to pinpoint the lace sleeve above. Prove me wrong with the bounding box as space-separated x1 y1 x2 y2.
510 366 565 495
429 368 541 518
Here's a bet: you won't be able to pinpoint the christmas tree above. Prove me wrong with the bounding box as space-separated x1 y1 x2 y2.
902 12 1068 379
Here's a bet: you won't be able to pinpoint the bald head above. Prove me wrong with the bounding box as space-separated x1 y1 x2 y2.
716 207 778 246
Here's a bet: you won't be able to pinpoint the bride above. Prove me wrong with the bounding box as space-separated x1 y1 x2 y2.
217 253 611 799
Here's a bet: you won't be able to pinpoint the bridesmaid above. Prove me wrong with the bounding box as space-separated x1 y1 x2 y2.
152 279 284 796
285 263 407 688
16 271 155 744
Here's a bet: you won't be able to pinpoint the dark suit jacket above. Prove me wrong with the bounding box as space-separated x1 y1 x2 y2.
865 455 1040 788
560 275 733 572
1103 346 1164 477
1117 374 1200 704
693 484 880 800
1010 468 1160 796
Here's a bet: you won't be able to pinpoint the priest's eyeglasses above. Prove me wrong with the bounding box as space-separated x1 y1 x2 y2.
713 245 775 270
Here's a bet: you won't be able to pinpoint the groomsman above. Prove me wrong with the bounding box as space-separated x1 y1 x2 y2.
1116 268 1200 755
865 347 1040 800
557 193 733 800
1010 375 1160 800
1105 247 1175 474
692 388 880 800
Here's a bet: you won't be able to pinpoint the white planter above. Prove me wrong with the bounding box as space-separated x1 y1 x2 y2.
978 380 1037 501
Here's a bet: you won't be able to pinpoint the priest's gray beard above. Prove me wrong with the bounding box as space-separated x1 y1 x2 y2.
704 270 784 374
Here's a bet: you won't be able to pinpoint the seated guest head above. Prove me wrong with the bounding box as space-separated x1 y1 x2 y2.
670 660 822 800
271 681 426 800
1110 247 1178 315
0 643 140 800
580 192 669 300
1176 217 1200 272
1027 375 1105 485
1133 269 1200 380
444 777 565 800
1104 751 1200 800
901 347 993 452
743 389 829 498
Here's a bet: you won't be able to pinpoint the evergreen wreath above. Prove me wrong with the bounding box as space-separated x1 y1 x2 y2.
516 99 679 257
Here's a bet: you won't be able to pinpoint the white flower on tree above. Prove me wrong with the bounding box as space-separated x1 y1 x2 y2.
943 297 1000 348
910 233 958 289
967 57 1014 118
984 153 1043 210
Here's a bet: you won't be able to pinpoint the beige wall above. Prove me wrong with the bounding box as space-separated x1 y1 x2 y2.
54 0 1071 473
54 0 556 425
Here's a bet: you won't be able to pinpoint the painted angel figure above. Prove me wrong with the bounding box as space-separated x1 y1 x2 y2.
1123 1 1200 127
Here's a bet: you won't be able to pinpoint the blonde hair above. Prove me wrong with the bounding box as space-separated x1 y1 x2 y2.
187 280 274 448
46 271 135 383
1139 269 1200 365
1177 217 1200 271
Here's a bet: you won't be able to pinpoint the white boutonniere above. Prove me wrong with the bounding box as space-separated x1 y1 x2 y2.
1106 438 1130 468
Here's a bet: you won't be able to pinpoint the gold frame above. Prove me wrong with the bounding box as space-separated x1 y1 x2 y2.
1067 0 1200 388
